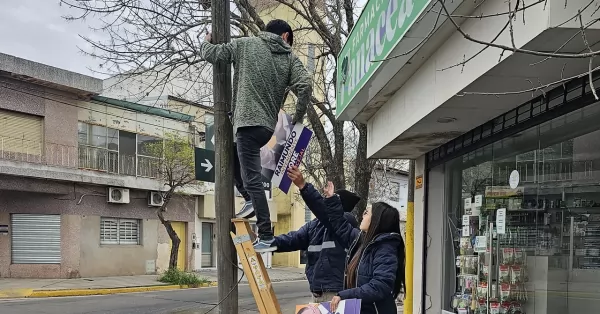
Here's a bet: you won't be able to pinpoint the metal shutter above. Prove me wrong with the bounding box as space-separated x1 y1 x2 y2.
11 214 61 264
0 109 43 156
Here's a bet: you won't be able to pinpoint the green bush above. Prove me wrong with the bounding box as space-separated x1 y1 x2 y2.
158 268 208 286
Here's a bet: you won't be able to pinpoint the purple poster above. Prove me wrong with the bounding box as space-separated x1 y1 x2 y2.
295 299 361 314
269 114 313 194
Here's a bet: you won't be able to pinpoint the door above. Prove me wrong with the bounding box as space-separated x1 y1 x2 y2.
11 214 61 264
201 222 214 268
170 222 186 271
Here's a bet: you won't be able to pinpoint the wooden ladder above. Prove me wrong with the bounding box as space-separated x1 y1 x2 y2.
230 218 282 314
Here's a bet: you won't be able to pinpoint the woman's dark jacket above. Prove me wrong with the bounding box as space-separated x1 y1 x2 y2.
310 191 402 314
273 183 358 293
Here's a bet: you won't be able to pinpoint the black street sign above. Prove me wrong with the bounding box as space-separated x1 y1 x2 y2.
195 147 215 183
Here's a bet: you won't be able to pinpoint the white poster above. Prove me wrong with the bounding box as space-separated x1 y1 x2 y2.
474 195 483 207
496 208 507 235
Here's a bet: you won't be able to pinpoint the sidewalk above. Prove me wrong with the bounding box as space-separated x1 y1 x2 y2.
0 266 306 298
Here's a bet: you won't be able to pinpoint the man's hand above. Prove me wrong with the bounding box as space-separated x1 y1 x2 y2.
204 32 212 43
323 181 334 198
287 166 305 189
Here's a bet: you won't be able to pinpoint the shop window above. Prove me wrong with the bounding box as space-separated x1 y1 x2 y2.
100 217 141 245
444 101 600 314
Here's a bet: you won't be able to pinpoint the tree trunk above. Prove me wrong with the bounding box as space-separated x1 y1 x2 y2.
156 192 181 270
163 219 181 270
331 120 346 189
353 123 375 220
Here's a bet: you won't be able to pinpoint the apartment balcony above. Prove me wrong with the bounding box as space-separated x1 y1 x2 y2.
0 135 206 195
0 136 77 168
0 136 161 183
77 145 160 179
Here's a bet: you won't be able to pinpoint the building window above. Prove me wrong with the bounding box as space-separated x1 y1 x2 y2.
389 181 400 202
0 109 44 161
137 134 162 178
78 122 119 173
100 217 141 245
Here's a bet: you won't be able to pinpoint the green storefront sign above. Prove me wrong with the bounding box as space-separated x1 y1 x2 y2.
336 0 431 118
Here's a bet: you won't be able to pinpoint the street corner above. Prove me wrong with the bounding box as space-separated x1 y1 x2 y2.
0 288 34 298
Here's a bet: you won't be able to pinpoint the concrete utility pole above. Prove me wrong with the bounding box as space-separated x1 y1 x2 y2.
405 159 415 314
211 1 238 313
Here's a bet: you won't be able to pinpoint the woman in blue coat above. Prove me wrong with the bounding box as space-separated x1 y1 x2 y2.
287 166 405 314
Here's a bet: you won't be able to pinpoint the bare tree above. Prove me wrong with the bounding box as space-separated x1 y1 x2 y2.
145 133 196 270
61 0 379 216
379 0 600 98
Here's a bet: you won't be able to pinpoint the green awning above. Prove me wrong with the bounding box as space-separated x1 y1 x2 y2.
91 95 195 122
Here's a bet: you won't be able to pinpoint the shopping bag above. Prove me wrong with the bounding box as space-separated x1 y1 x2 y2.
295 299 361 314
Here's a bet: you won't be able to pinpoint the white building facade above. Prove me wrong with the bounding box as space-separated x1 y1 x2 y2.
339 0 600 313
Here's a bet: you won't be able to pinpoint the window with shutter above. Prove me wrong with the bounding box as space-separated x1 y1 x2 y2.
0 109 43 158
100 217 140 245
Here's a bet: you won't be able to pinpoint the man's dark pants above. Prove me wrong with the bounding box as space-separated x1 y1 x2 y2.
234 126 274 239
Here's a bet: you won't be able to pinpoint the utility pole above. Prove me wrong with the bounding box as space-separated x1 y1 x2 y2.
405 159 415 314
211 1 237 313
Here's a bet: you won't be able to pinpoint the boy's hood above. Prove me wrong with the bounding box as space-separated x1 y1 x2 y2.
258 31 292 54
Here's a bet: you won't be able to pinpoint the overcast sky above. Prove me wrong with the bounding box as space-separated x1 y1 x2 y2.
0 0 104 78
1 0 368 80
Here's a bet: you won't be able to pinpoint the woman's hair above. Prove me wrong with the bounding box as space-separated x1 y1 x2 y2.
345 202 406 298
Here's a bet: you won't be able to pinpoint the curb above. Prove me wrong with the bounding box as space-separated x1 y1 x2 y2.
0 281 218 299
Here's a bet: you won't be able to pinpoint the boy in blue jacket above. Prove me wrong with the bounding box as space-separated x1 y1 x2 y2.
273 176 360 303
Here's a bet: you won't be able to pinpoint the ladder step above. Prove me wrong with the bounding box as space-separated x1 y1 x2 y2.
230 218 282 314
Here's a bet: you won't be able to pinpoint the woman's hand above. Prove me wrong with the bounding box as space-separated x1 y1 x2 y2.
323 181 335 198
330 295 342 313
287 166 305 189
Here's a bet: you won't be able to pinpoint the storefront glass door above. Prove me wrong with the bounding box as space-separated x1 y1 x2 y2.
445 102 600 314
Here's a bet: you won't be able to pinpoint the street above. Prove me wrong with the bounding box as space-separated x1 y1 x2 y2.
0 281 311 314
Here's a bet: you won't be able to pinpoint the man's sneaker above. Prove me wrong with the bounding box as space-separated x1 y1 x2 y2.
253 237 277 253
236 200 255 219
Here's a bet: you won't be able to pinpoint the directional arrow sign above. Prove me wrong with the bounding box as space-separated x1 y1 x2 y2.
195 147 215 182
200 158 213 172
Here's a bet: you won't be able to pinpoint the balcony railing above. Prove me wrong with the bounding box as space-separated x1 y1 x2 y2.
78 145 161 179
0 136 161 179
0 136 77 168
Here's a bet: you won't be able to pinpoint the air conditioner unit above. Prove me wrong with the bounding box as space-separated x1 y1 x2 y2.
107 187 130 204
148 191 164 207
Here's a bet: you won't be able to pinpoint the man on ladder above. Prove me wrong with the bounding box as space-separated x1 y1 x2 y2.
200 19 312 253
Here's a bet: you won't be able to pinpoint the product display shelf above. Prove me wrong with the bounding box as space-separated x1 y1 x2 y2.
453 212 530 314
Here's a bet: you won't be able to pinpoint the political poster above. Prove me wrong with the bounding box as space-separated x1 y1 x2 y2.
295 299 361 314
261 110 313 194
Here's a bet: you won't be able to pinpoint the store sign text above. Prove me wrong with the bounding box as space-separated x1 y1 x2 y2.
336 0 432 117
